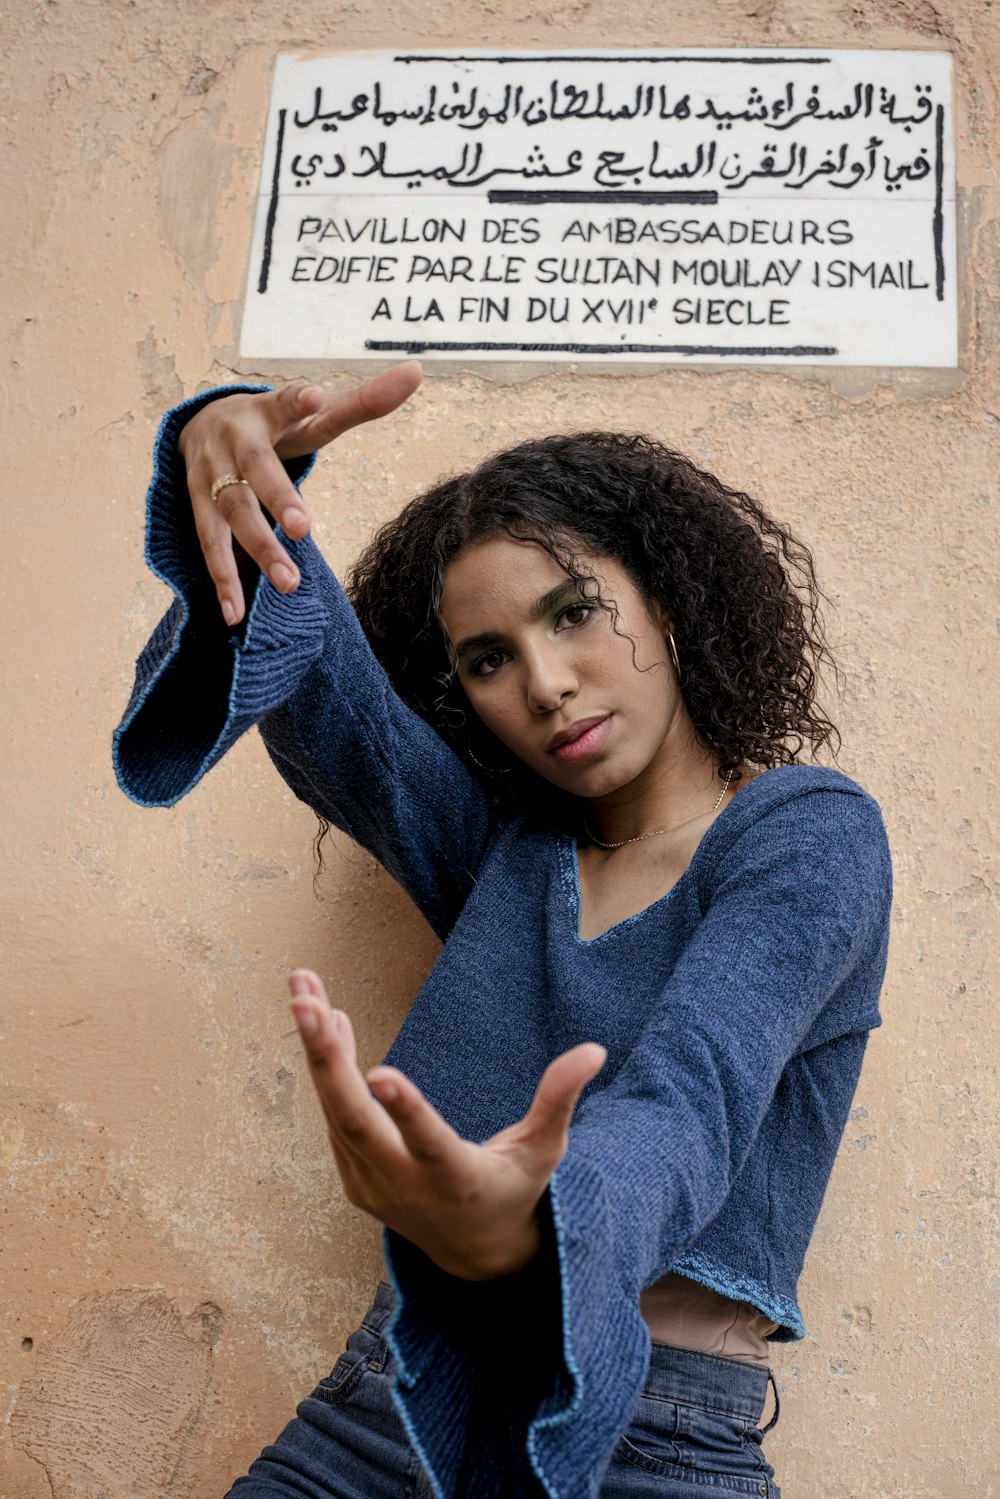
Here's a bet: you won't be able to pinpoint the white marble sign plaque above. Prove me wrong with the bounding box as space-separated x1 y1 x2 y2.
240 48 955 366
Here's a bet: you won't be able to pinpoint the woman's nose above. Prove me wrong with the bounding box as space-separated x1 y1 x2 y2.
524 648 578 713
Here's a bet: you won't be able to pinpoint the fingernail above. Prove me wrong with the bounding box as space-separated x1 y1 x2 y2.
269 562 297 592
292 1003 318 1037
282 507 305 533
368 1070 398 1101
221 599 237 626
329 1008 347 1037
289 972 310 997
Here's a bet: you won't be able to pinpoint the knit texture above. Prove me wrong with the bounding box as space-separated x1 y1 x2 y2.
114 390 892 1499
113 386 318 809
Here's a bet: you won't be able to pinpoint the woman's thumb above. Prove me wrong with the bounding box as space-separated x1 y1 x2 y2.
522 1042 607 1162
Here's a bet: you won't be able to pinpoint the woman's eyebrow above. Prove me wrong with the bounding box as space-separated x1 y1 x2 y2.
454 581 584 662
529 580 584 621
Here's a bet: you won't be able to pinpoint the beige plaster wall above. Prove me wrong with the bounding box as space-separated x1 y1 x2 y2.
2 1 997 1495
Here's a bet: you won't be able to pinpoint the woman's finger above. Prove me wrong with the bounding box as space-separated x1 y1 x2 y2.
280 361 423 455
189 480 295 625
289 972 399 1157
365 1067 465 1175
229 424 313 540
495 1043 608 1170
206 476 300 596
266 381 327 463
192 503 244 626
187 428 306 621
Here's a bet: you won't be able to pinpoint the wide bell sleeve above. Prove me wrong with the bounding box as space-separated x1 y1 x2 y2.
381 786 892 1498
113 386 496 940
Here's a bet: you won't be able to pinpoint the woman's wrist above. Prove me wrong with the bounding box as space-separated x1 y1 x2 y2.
429 1210 544 1283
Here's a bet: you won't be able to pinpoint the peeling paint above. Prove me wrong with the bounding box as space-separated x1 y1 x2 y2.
137 328 184 414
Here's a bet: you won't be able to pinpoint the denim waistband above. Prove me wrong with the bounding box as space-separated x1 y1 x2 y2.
364 1281 775 1428
362 1279 397 1336
644 1339 771 1422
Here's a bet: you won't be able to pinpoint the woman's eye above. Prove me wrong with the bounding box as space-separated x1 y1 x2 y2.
470 649 508 678
557 603 592 629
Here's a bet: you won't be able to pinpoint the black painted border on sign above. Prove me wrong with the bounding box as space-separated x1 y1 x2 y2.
397 54 835 66
934 102 945 302
257 107 286 294
488 191 719 205
366 340 838 356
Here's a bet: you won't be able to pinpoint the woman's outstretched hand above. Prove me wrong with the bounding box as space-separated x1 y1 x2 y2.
177 361 423 626
288 969 607 1282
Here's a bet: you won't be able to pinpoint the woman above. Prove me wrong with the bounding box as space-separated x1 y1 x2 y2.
114 363 891 1499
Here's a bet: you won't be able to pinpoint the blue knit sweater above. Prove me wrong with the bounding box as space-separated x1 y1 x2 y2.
114 390 892 1499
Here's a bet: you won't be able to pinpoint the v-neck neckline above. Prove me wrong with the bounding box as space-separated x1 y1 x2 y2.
556 766 771 944
561 836 687 945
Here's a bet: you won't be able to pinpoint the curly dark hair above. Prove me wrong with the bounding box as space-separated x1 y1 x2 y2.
324 429 839 848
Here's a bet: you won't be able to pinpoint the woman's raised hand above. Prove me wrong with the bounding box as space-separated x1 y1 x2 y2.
288 969 607 1282
177 361 423 626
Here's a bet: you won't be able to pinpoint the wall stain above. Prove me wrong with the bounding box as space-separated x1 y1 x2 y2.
10 1289 222 1498
185 60 219 96
137 329 184 416
155 107 234 290
840 0 952 36
244 1063 296 1123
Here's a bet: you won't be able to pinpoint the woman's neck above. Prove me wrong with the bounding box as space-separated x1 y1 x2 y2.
583 731 730 848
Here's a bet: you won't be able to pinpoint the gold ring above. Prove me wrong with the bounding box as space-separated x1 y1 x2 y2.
211 473 251 505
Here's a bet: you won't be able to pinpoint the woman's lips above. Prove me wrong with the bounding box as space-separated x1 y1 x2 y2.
549 715 612 763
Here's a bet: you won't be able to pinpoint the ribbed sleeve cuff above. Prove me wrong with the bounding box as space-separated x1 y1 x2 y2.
380 1232 480 1499
381 1166 650 1499
527 1159 650 1498
113 385 322 808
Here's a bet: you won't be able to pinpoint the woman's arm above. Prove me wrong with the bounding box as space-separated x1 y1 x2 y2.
381 784 893 1498
113 373 496 939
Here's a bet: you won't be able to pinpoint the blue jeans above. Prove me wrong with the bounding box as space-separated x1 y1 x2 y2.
227 1281 781 1499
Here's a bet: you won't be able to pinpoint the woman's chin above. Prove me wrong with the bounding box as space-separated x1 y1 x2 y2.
542 759 637 800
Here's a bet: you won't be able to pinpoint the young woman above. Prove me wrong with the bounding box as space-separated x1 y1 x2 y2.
114 363 891 1499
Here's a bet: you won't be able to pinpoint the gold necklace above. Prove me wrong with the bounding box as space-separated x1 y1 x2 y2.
584 768 736 850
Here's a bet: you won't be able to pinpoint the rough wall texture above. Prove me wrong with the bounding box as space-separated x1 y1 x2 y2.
1 1 997 1496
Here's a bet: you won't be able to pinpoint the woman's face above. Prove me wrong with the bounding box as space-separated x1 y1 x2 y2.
439 533 690 802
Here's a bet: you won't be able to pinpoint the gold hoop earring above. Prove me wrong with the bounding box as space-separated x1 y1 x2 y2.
667 631 681 679
467 743 512 777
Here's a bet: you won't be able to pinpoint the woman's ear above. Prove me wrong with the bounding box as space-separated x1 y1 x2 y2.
651 599 673 636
